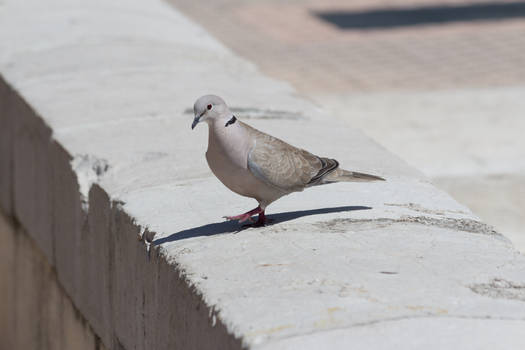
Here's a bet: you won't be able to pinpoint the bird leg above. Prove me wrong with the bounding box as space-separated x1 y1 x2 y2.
254 210 266 227
224 206 265 224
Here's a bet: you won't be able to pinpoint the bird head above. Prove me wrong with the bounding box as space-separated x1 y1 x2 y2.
192 95 229 129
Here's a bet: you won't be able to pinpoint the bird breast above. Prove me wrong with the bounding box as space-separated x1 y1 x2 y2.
205 121 260 198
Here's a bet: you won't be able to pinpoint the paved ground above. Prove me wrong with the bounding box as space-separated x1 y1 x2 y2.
168 0 525 251
171 0 525 93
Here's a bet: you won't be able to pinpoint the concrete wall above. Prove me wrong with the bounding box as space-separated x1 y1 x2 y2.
1 0 525 349
0 213 107 350
0 76 243 349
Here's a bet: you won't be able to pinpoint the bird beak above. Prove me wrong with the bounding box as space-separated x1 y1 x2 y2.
191 116 200 130
191 110 206 130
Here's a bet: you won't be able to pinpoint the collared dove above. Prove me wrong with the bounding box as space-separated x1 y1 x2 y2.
192 95 385 226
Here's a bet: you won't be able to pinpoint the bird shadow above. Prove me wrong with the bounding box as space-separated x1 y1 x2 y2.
154 205 371 244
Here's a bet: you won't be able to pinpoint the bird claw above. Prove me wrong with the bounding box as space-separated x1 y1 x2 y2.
223 206 267 228
223 214 254 223
223 206 263 224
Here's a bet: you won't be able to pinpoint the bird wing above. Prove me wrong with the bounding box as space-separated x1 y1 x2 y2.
242 122 339 192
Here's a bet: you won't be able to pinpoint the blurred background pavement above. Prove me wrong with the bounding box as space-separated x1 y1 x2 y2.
168 0 525 251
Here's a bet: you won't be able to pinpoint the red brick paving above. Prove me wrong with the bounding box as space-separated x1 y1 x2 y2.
169 0 525 93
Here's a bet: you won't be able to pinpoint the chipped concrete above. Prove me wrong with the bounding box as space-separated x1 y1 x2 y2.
1 0 525 349
71 154 109 209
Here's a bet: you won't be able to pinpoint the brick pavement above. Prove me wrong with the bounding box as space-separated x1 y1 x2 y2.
169 0 525 93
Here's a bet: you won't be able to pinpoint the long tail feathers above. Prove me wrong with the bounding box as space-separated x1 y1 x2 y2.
322 168 385 184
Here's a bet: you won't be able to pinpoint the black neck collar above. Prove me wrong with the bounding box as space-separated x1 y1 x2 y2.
225 115 237 127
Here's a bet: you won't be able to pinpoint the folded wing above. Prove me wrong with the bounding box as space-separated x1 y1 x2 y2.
244 122 338 192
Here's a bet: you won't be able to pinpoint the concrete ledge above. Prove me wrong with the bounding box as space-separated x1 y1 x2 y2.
1 0 525 349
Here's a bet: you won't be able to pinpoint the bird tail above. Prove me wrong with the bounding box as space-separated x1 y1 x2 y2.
321 168 385 184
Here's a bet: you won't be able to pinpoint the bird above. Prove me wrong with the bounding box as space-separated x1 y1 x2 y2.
191 95 385 226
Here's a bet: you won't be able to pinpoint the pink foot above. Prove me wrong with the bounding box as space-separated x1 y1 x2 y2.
224 206 266 225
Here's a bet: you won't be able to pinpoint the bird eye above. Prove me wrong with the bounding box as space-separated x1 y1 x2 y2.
207 104 212 110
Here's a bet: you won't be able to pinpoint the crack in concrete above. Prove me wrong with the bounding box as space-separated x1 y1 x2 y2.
349 313 525 328
263 313 525 346
313 216 502 237
470 278 525 302
384 202 469 216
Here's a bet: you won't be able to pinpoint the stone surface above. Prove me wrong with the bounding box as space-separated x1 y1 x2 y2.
435 173 525 251
1 0 525 349
261 318 525 350
317 88 525 251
